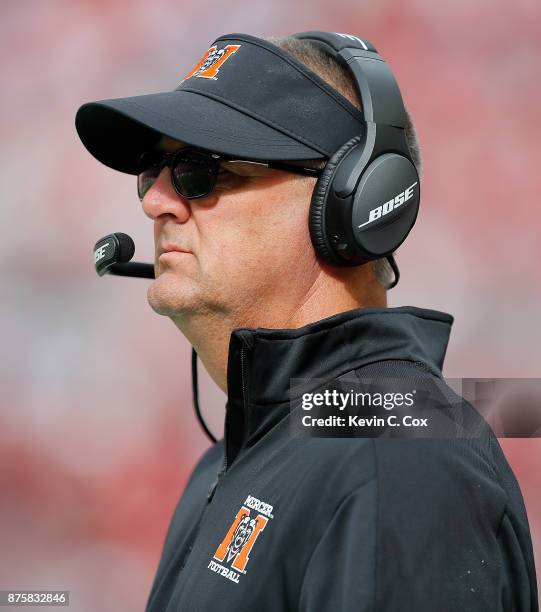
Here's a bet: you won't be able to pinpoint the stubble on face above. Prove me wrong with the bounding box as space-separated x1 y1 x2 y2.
146 166 318 331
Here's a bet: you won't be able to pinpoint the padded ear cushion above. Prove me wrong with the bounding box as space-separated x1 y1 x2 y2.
309 135 363 265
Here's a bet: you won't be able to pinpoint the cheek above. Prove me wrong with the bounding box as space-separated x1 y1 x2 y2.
196 181 316 278
254 184 315 262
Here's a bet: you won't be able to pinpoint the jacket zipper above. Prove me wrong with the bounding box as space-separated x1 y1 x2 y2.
147 464 225 610
177 336 251 573
241 345 249 424
224 336 252 471
176 472 222 575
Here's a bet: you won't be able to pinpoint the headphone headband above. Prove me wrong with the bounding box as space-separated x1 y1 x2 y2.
293 31 407 128
292 31 377 53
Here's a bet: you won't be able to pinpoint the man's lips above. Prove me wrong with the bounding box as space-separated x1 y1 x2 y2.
158 243 193 257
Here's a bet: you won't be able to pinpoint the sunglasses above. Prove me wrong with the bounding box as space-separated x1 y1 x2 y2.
137 147 322 201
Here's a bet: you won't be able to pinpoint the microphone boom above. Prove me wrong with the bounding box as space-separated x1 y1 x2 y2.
108 262 155 279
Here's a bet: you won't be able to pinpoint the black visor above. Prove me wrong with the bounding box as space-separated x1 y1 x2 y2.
75 34 365 174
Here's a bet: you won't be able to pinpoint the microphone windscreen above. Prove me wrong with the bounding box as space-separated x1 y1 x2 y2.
94 232 137 276
114 232 136 263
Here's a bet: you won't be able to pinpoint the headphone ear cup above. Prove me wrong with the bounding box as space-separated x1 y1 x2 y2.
351 153 420 259
309 135 363 265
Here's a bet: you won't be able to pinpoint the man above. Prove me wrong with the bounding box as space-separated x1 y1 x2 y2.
76 33 538 611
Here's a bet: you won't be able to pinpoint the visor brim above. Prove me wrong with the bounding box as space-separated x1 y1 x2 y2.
75 90 325 175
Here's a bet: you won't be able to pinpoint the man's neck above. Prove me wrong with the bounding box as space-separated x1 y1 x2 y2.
172 267 387 395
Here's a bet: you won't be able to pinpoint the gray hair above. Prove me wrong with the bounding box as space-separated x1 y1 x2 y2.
267 36 422 289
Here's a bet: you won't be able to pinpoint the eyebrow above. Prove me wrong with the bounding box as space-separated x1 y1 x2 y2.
157 136 188 153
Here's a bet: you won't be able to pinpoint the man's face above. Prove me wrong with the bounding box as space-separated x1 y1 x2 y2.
142 137 320 328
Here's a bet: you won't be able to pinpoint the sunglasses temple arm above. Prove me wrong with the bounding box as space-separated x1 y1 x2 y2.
266 162 322 177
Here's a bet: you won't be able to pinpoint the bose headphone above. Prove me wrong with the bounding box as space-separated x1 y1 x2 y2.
94 31 421 442
294 31 420 288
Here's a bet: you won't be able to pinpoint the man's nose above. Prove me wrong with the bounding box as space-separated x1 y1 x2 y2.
141 167 191 223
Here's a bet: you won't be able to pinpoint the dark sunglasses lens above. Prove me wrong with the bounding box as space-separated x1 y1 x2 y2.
172 157 217 199
138 165 162 201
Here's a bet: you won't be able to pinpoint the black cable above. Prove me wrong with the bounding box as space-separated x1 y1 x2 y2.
191 348 217 443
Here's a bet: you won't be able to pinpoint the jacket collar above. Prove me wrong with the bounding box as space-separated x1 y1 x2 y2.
224 306 453 467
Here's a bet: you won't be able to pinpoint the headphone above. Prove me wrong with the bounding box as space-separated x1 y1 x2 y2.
293 31 420 287
94 31 421 443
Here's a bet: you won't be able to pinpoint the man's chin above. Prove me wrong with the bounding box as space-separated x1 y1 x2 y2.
146 274 198 318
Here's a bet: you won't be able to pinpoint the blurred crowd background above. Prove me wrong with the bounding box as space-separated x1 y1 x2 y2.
1 0 539 609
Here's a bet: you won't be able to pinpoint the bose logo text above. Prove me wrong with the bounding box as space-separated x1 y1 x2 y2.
358 182 418 229
94 243 109 264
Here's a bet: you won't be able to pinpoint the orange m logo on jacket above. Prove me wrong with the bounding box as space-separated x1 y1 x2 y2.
213 506 269 573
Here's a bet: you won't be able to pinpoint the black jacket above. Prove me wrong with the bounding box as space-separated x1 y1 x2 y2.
146 306 538 612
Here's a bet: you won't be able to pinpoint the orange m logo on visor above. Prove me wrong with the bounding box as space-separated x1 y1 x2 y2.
182 44 241 81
